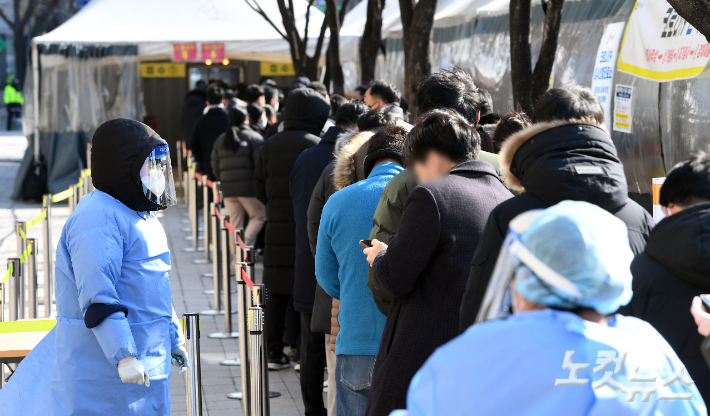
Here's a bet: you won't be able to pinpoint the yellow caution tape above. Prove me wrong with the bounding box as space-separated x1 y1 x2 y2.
1 263 12 284
52 187 74 203
19 242 33 264
26 211 46 230
86 169 91 176
0 319 56 334
18 227 27 241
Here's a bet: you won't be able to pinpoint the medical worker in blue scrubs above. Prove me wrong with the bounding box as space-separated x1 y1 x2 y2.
391 201 707 416
0 119 187 415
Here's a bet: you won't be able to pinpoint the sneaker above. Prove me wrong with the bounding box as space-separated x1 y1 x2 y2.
268 352 291 371
287 348 300 363
294 363 300 372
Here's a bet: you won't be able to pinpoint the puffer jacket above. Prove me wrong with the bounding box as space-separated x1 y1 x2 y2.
210 125 263 197
305 132 372 350
458 121 654 332
253 88 330 295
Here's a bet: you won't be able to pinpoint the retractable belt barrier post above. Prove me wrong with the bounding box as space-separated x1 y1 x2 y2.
202 178 211 260
42 195 53 317
202 202 223 316
248 299 264 416
15 223 25 318
209 213 239 339
0 282 4 323
183 313 203 416
26 239 37 319
68 185 75 213
7 258 20 321
254 284 280 410
177 141 184 199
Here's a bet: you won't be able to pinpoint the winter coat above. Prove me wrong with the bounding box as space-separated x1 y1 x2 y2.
253 88 330 295
367 168 417 316
181 89 206 147
190 106 229 178
210 125 263 198
307 133 371 343
291 126 347 313
366 161 513 416
621 203 710 399
458 122 654 333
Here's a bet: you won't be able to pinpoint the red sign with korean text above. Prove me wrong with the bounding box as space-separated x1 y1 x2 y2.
202 43 225 61
173 43 197 62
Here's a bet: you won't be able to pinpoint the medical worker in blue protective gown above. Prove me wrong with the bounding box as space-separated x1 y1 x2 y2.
391 201 707 416
0 119 188 415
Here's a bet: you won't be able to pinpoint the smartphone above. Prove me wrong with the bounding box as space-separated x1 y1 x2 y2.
701 294 710 313
359 239 373 248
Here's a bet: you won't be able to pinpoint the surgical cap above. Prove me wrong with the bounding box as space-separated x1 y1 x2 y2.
514 201 633 314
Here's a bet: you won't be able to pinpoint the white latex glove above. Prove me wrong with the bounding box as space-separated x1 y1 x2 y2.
171 346 190 374
118 356 150 387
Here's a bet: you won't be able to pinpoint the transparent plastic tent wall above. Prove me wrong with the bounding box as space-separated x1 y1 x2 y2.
376 0 710 206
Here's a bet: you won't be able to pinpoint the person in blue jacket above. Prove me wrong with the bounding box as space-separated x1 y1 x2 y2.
391 201 707 416
0 119 187 415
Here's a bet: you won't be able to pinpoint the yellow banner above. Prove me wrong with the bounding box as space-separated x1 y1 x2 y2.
0 319 56 334
260 62 296 76
141 62 186 78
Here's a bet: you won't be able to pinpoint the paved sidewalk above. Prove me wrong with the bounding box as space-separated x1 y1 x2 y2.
0 134 310 415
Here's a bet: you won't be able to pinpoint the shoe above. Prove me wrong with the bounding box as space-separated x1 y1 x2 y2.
287 348 300 363
268 352 291 371
323 380 328 387
294 364 300 372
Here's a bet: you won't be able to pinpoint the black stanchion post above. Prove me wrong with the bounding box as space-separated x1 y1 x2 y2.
253 284 281 411
227 261 250 404
41 196 52 317
183 313 203 416
27 239 37 319
7 258 20 321
249 301 264 416
15 222 26 318
209 214 239 338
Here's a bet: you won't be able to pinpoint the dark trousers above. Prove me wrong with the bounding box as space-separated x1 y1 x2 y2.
6 103 20 131
300 312 326 416
266 293 291 355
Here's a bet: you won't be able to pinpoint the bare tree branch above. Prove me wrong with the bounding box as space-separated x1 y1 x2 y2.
244 0 288 40
0 6 14 29
339 0 351 25
668 0 710 43
34 0 65 29
303 0 314 59
531 0 565 104
20 0 39 29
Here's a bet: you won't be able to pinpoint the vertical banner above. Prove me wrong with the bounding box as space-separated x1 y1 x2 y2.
173 43 198 62
591 22 626 132
613 84 634 133
202 43 225 61
618 0 710 81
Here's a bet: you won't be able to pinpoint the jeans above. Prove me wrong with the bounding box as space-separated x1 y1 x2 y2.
335 355 376 416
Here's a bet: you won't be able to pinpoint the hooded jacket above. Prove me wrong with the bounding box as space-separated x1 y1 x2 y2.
307 132 371 347
190 106 229 178
458 122 654 332
622 203 710 399
92 119 169 212
291 126 347 313
181 89 206 146
254 88 330 295
210 125 263 197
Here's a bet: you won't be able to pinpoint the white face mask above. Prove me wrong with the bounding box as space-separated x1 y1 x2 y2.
273 102 279 112
141 170 166 197
259 118 268 129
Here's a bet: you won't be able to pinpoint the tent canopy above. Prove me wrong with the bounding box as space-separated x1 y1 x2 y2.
33 0 327 62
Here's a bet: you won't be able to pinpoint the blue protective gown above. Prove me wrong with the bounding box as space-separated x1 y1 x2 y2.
0 190 184 415
391 310 707 416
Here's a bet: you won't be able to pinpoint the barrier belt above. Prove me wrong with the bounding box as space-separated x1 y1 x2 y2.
2 241 35 283
242 268 254 290
194 172 204 182
52 187 74 203
205 178 214 188
18 227 27 241
26 211 46 230
1 263 12 284
0 319 56 334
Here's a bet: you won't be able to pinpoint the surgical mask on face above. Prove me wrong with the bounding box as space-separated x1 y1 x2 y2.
259 118 268 129
141 170 166 196
273 102 279 112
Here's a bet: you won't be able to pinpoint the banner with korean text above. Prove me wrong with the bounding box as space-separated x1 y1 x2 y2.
618 0 710 81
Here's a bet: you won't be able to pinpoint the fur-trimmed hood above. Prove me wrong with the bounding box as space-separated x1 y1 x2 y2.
333 131 373 191
500 122 628 212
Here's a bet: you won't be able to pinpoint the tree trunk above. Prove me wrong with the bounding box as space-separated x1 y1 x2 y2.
531 0 565 107
509 0 533 113
14 32 28 82
325 0 345 95
360 0 385 85
667 0 710 43
400 0 438 119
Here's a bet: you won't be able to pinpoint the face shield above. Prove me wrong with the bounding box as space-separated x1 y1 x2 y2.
475 209 583 324
139 145 177 208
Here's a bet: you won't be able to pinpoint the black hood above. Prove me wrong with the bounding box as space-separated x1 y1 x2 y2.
646 203 710 289
502 122 628 212
91 119 169 212
282 88 330 135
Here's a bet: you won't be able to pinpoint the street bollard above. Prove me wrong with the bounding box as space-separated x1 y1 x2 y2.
26 239 37 319
7 258 20 321
15 222 26 318
210 214 239 339
41 197 53 317
183 313 203 416
253 284 281 409
248 304 264 416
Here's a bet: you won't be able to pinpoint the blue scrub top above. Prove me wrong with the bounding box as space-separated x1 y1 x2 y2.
392 310 707 416
0 190 184 415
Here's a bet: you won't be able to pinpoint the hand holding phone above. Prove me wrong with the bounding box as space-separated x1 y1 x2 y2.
359 240 373 248
701 294 710 313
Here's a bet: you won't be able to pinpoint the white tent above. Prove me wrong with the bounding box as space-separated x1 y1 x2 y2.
33 0 327 63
